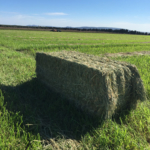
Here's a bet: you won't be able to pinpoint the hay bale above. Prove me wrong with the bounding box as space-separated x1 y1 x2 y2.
36 51 146 120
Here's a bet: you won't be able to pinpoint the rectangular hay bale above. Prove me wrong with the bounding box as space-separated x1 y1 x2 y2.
36 51 146 119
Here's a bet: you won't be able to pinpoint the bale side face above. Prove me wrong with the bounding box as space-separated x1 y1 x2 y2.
36 51 146 119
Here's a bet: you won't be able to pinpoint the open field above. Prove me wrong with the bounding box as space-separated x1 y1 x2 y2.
1 30 150 56
0 29 150 149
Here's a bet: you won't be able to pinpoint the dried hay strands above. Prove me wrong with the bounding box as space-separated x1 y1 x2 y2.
36 51 146 120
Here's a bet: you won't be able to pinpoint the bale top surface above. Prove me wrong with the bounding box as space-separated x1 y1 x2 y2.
37 50 134 74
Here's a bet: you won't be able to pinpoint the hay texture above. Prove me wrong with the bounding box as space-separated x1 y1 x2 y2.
36 51 146 120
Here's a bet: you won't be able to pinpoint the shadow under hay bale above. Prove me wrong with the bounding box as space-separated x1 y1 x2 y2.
36 51 146 120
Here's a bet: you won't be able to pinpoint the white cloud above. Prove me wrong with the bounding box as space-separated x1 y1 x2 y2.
15 15 34 19
44 12 68 16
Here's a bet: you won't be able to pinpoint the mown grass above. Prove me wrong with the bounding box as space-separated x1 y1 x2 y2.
0 30 150 149
1 30 150 56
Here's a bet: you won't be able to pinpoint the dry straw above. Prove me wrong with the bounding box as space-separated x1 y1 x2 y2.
36 51 146 120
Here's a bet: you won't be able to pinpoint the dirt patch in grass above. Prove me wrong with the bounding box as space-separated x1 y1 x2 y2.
101 51 150 57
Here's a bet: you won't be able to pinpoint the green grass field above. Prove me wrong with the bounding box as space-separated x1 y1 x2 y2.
0 30 150 149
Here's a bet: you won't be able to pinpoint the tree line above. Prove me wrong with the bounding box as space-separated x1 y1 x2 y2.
0 24 149 35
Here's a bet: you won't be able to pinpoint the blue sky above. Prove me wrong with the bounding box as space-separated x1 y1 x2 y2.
0 0 150 32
